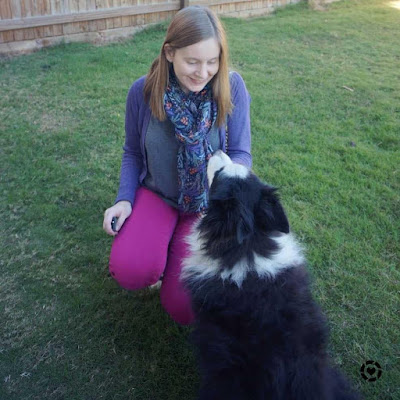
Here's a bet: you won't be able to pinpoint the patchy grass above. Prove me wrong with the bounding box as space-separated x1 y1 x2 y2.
0 0 399 399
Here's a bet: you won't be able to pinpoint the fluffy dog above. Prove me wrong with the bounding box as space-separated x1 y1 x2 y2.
181 151 361 400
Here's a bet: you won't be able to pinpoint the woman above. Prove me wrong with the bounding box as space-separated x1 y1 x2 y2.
103 6 252 325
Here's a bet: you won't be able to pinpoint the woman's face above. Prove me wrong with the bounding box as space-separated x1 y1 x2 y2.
165 37 220 93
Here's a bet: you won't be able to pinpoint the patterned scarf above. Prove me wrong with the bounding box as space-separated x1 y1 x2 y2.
164 72 217 213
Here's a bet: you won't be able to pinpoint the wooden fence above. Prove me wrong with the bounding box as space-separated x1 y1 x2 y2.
0 0 300 55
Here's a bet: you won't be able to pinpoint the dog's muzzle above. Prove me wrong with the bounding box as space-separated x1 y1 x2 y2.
207 150 233 187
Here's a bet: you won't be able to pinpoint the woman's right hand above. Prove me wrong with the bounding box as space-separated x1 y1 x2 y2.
103 200 132 236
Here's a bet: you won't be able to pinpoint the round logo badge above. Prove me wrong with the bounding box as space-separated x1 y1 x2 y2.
360 360 382 382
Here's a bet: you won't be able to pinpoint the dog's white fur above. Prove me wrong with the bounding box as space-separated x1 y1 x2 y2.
183 225 304 287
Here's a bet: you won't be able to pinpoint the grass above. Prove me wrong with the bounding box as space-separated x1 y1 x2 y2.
0 0 399 398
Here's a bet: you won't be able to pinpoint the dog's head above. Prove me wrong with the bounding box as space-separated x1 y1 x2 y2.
183 152 302 285
207 150 289 237
197 151 289 266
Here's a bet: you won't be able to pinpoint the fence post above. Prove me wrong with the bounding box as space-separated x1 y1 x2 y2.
180 0 189 9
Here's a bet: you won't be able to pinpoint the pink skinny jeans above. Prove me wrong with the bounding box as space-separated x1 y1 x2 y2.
109 187 197 325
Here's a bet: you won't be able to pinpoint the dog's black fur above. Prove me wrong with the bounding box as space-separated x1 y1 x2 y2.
182 153 361 400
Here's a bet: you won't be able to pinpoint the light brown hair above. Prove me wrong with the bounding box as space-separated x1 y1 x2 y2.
144 6 232 127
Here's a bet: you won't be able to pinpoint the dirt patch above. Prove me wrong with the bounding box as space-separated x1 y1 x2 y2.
308 0 342 11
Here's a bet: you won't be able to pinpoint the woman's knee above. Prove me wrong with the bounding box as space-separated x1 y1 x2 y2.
109 252 165 290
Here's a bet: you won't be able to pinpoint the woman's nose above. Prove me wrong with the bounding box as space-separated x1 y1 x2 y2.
197 63 208 79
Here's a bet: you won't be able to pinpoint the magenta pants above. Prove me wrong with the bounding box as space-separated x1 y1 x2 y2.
109 187 197 325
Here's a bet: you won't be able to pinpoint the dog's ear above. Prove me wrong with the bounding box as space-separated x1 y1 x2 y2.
258 186 290 234
236 202 254 244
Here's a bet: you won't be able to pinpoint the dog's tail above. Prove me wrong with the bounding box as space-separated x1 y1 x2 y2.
329 367 362 400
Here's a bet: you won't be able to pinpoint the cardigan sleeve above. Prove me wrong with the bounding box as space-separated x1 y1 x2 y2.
114 78 145 205
227 71 252 168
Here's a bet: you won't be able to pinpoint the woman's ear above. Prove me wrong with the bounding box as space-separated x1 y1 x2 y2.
164 44 175 63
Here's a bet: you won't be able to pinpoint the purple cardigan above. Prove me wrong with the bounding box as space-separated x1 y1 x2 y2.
115 71 252 205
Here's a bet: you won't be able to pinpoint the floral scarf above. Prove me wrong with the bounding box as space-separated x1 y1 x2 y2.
164 73 217 213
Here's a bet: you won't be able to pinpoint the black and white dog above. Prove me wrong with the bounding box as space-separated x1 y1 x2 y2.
181 151 361 400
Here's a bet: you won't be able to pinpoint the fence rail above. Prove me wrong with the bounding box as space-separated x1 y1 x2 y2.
0 3 182 31
0 0 300 56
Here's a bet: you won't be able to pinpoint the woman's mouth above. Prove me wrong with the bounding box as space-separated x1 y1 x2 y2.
190 77 206 85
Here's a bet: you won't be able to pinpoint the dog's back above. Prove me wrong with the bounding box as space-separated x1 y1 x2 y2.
187 267 352 399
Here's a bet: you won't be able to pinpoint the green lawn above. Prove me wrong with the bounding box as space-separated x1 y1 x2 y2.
1 0 399 399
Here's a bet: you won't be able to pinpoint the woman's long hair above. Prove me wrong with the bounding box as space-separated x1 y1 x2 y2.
144 6 232 127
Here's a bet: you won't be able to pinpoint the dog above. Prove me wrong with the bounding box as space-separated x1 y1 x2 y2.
181 151 361 400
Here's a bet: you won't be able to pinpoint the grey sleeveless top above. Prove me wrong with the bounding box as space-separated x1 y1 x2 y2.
143 116 221 209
